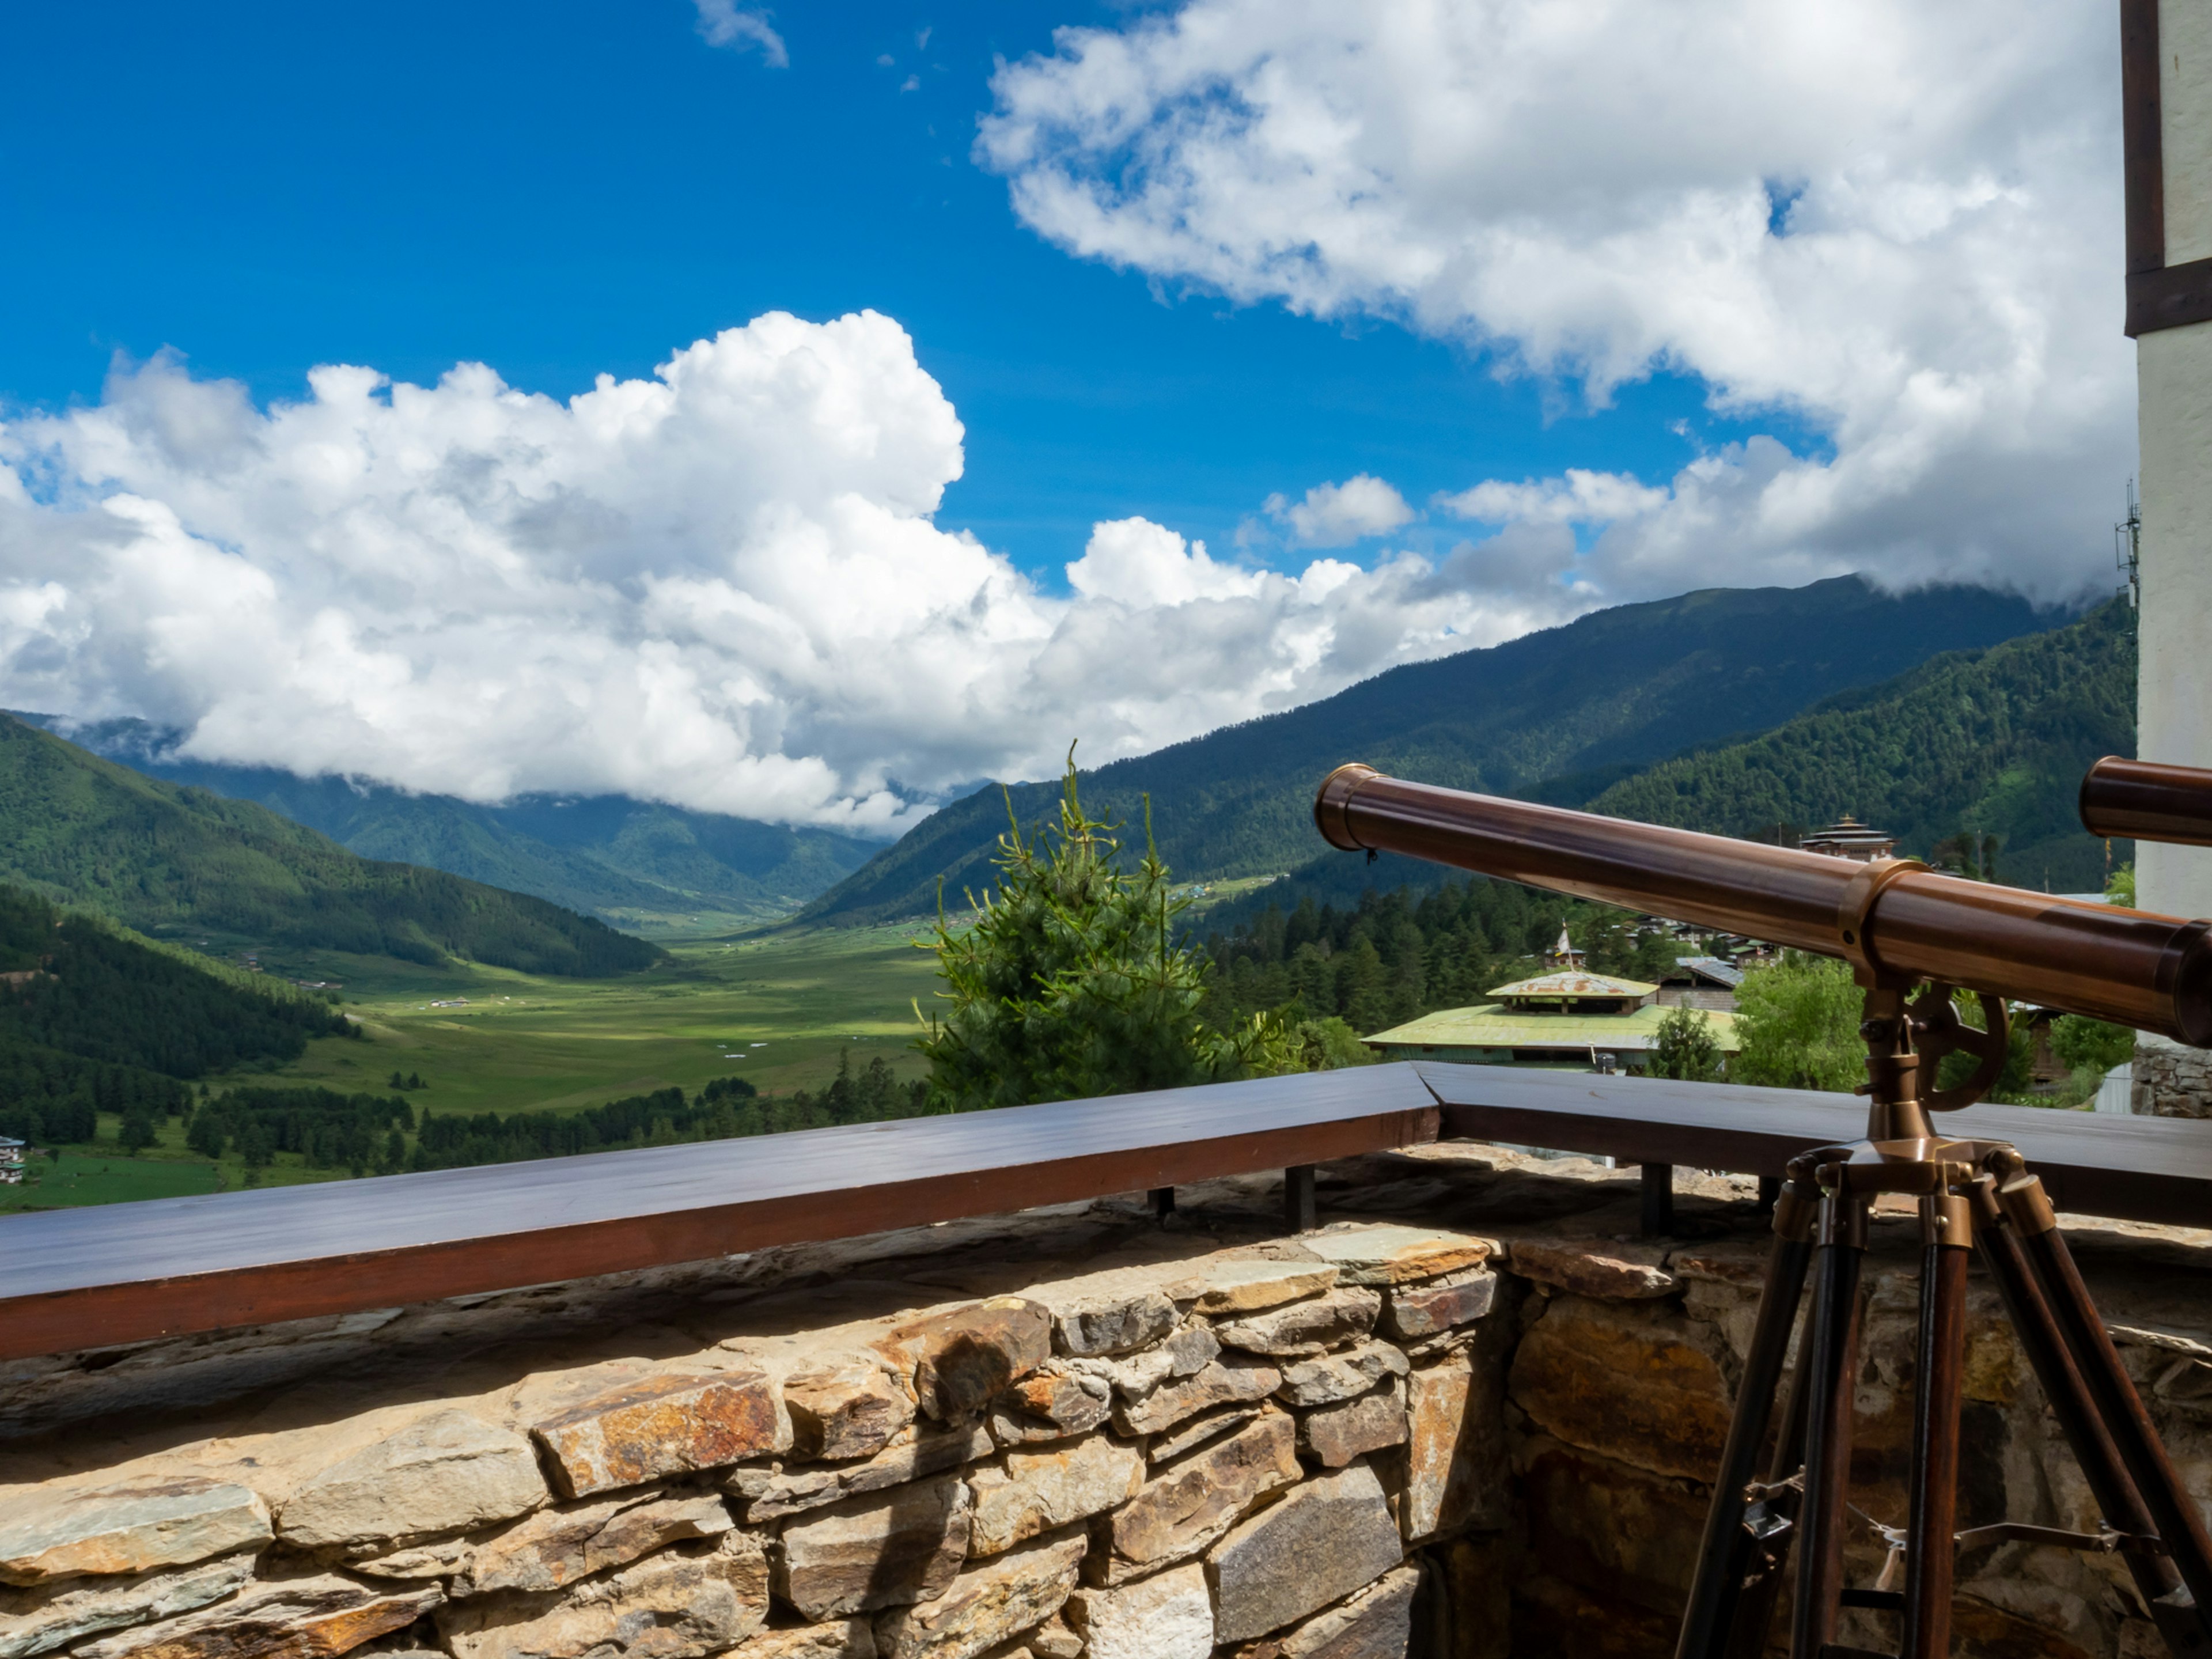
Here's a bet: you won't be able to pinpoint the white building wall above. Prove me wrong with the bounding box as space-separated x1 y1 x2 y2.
2136 320 2212 922
2135 0 2212 1111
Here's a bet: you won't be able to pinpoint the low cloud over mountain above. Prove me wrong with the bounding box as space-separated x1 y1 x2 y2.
0 316 1571 831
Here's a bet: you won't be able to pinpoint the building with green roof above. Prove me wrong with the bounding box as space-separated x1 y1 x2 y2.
1361 967 1740 1073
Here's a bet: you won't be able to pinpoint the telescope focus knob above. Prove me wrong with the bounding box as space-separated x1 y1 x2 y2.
1315 763 1382 852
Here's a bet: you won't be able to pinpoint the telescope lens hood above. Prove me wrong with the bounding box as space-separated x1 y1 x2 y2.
2159 919 2212 1050
1315 763 1381 852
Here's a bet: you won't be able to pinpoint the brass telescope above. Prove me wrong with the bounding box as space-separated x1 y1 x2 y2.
1313 762 2212 1044
1313 759 2212 1658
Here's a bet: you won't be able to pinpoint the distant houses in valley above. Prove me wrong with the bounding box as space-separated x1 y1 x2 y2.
0 1135 25 1184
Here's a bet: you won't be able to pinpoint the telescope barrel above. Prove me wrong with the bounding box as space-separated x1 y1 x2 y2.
1314 764 2212 1046
2080 756 2212 847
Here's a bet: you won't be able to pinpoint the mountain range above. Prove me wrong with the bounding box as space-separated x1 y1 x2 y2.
11 573 2118 960
794 575 2077 926
37 720 880 933
0 715 659 976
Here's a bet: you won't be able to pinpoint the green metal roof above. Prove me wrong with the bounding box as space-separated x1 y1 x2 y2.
1363 1002 1740 1054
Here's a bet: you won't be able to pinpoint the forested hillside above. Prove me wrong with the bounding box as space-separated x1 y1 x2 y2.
1196 600 2137 1037
0 884 355 1148
0 715 661 975
1200 878 1680 1038
1589 598 2134 891
800 577 2064 925
54 721 878 929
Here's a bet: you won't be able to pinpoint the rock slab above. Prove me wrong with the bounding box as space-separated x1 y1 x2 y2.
1051 1292 1177 1359
1403 1356 1506 1540
438 1534 769 1659
775 1478 970 1619
1380 1271 1499 1342
279 1411 546 1552
1214 1290 1381 1358
460 1491 733 1595
878 1301 1052 1423
1275 1342 1409 1408
533 1371 786 1499
1064 1562 1213 1659
1301 1227 1490 1287
1175 1262 1338 1316
785 1358 915 1464
966 1435 1141 1558
725 1618 876 1658
1113 1357 1281 1437
1207 1462 1404 1644
0 1554 259 1659
1300 1379 1408 1469
74 1573 442 1659
1228 1563 1419 1658
730 1426 993 1525
1095 1410 1300 1584
0 1480 272 1586
872 1530 1086 1659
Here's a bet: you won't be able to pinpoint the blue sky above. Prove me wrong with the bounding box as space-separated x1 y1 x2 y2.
0 1 2129 822
1 0 1789 580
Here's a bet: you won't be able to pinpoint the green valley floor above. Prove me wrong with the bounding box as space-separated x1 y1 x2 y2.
0 924 946 1213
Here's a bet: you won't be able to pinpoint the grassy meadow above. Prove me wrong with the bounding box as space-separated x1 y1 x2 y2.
0 923 949 1212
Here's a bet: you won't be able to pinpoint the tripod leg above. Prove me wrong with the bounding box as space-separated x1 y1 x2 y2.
1724 1317 1819 1659
1968 1175 2191 1630
1902 1192 1972 1659
1791 1189 1867 1659
1675 1178 1818 1659
1995 1161 2212 1642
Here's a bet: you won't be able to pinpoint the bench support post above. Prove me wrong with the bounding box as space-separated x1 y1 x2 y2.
1642 1162 1674 1237
1284 1164 1317 1233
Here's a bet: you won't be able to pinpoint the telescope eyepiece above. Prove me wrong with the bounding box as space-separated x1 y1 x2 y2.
2080 755 2212 847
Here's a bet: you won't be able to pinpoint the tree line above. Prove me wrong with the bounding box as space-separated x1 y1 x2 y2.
174 1059 923 1180
0 882 358 1150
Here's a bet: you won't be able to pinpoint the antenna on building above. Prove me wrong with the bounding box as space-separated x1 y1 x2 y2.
2116 478 2141 610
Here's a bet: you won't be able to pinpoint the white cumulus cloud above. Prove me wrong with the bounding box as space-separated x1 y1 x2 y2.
692 0 787 67
0 317 1573 831
1261 475 1416 548
979 0 2134 601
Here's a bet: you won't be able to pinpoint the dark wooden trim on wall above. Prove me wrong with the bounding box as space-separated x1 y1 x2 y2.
2130 256 2212 336
2119 0 2211 338
2122 0 2165 279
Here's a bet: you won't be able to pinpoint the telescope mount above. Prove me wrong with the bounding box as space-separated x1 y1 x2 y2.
1675 979 2212 1659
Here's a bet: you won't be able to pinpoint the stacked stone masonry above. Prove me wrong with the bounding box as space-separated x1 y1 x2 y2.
8 1144 2212 1658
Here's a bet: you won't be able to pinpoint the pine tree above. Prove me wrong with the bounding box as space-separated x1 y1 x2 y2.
915 753 1281 1111
1650 1006 1724 1082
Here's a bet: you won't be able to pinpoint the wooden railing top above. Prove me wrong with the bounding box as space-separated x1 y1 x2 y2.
0 1065 1442 1363
6 1061 2212 1365
1419 1064 2212 1229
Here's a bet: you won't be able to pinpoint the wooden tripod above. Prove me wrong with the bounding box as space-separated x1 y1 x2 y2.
1673 983 2212 1659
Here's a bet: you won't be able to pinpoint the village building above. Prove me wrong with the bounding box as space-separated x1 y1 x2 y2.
0 1134 25 1185
1798 816 1897 861
1658 955 1743 1012
1361 963 1741 1074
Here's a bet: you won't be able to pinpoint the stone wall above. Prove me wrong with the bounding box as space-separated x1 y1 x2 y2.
7 1145 2212 1659
2134 1035 2212 1119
